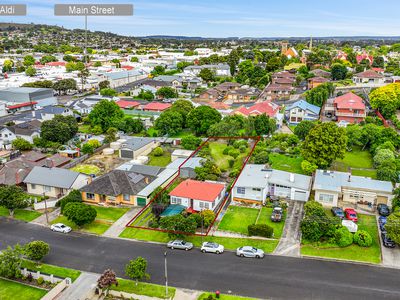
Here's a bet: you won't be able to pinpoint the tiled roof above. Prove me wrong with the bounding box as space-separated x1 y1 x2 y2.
354 70 383 79
334 92 365 110
116 100 140 109
169 179 225 202
234 101 279 117
142 102 171 111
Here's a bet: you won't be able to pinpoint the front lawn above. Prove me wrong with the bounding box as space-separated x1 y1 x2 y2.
269 153 304 174
0 206 42 222
148 148 171 167
51 206 129 235
110 278 176 299
198 292 257 300
71 164 101 175
21 260 81 282
119 227 278 253
301 214 381 264
257 207 286 238
218 206 259 234
0 278 47 300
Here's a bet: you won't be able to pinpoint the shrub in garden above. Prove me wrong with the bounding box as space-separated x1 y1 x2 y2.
300 217 323 242
304 201 325 217
188 213 202 228
223 146 233 155
335 227 353 247
57 190 82 212
228 148 240 159
153 147 164 156
228 159 235 168
37 277 44 285
248 224 274 238
148 219 159 228
63 202 97 227
200 209 215 228
353 230 372 247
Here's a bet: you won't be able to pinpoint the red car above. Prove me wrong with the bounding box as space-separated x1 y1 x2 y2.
344 208 358 222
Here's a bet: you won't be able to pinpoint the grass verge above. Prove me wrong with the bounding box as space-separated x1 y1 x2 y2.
198 292 257 300
0 206 42 222
0 278 47 300
110 278 175 299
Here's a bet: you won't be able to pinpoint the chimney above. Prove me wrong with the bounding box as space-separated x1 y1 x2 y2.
289 173 295 183
145 177 149 184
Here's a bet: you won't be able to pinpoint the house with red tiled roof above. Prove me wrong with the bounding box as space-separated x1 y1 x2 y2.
142 102 171 112
333 92 366 124
353 70 385 85
169 179 226 212
233 101 280 118
116 100 140 109
356 52 374 65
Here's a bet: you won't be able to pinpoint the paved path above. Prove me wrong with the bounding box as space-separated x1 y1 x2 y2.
3 218 400 300
274 201 304 257
31 207 60 225
58 272 98 300
103 207 140 238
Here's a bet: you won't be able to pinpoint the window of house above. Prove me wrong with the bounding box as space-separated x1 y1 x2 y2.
86 193 95 200
199 202 209 209
319 193 334 203
44 185 51 192
171 197 181 205
31 184 36 189
237 187 245 194
252 188 261 192
123 194 130 201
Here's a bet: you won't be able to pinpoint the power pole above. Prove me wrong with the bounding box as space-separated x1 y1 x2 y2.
43 192 49 224
164 251 168 298
84 15 88 63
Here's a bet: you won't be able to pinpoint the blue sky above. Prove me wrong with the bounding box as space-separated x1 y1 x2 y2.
2 0 400 37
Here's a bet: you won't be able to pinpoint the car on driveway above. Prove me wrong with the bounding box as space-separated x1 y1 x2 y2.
379 216 387 231
167 240 193 251
377 204 390 217
344 208 358 222
201 242 224 254
331 207 345 219
271 207 283 222
50 223 72 233
381 231 396 248
236 246 264 258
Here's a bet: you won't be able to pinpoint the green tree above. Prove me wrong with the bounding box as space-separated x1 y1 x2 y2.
105 127 118 143
156 87 178 99
23 55 35 66
199 68 215 82
98 80 110 90
2 59 14 72
170 100 194 123
57 190 82 212
0 244 23 278
81 143 95 154
24 241 50 263
63 202 97 227
386 211 400 244
155 110 184 135
227 49 240 75
253 151 269 164
136 89 155 101
41 115 78 144
294 120 316 140
369 83 400 118
125 257 150 285
130 56 139 62
25 66 37 77
0 185 28 217
40 55 57 64
100 88 117 97
254 114 276 136
331 63 348 80
187 106 222 135
301 160 318 175
301 122 347 168
89 100 124 132
12 137 33 151
305 83 335 107
181 135 202 150
195 159 221 181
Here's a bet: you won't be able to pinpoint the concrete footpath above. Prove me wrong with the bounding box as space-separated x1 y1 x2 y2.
58 272 98 300
31 207 60 225
102 207 140 238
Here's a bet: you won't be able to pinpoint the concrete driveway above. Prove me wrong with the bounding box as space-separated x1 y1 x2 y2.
378 215 400 268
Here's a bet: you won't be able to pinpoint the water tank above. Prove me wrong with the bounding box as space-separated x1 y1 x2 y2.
130 159 143 165
137 156 149 164
110 142 121 150
117 138 127 144
103 148 114 155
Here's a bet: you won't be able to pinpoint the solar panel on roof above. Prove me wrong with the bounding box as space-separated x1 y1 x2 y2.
128 173 144 184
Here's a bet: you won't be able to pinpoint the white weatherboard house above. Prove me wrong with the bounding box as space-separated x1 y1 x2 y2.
232 164 312 204
313 170 394 211
24 166 90 198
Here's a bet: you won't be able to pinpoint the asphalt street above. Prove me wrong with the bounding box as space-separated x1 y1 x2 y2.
1 218 400 300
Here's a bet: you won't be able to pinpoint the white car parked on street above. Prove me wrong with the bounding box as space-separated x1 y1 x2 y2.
50 223 72 233
201 242 224 254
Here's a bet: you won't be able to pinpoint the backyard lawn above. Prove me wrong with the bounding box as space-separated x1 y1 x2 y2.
0 278 47 300
21 260 81 282
148 148 171 167
269 153 304 174
51 206 129 235
78 124 91 134
110 278 176 299
301 214 381 264
71 164 101 175
218 206 258 234
208 141 251 172
332 147 377 178
119 227 278 253
0 206 42 222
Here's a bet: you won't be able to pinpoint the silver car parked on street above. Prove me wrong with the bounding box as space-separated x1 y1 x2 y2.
167 240 193 251
236 246 264 258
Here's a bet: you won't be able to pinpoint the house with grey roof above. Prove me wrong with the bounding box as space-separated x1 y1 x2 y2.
313 170 394 211
80 169 156 206
285 99 321 125
24 166 90 198
119 137 160 160
232 164 312 204
0 87 57 107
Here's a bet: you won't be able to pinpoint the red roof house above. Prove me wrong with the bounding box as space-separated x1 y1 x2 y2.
333 92 366 124
356 52 374 64
169 179 226 212
142 102 171 112
233 101 280 118
45 62 66 67
116 100 140 109
353 70 385 85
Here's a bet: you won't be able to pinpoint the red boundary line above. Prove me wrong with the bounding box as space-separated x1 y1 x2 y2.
125 136 261 237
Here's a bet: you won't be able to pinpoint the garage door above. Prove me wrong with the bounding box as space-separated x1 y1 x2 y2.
294 191 308 202
137 197 147 206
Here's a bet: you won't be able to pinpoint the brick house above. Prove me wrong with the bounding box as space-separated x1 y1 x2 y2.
333 92 366 124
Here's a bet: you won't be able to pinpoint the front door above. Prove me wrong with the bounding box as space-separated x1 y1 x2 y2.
190 199 194 208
